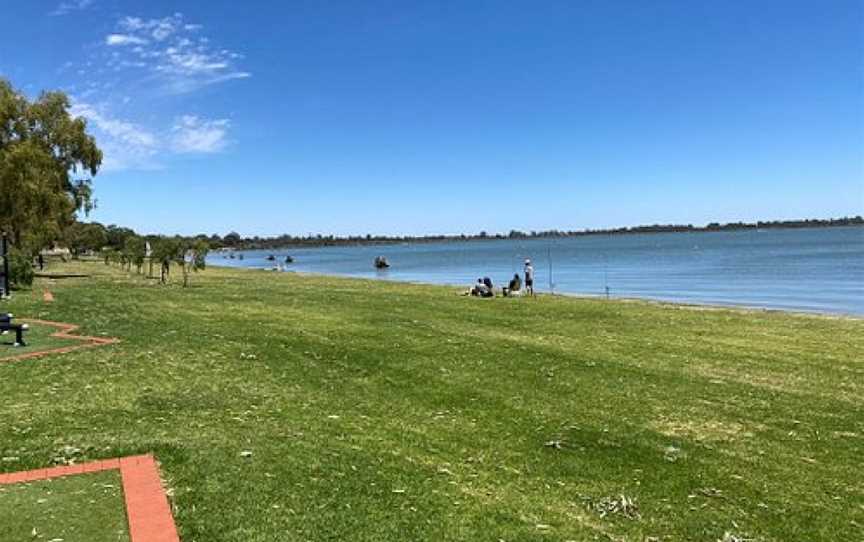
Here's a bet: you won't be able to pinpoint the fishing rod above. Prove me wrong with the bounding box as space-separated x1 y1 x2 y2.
603 251 610 299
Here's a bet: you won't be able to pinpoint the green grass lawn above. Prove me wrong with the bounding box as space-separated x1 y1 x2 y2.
0 470 129 541
0 261 861 541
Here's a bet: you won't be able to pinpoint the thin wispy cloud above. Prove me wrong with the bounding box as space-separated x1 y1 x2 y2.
69 101 158 171
56 12 244 171
171 115 230 154
102 13 250 94
50 0 94 16
106 34 148 46
70 102 229 171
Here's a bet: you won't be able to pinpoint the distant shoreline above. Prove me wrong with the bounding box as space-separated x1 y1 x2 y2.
217 220 863 251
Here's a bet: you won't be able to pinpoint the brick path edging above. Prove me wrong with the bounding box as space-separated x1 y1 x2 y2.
0 319 120 363
0 454 179 542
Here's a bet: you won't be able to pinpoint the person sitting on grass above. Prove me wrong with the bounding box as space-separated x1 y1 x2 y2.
464 278 494 297
474 278 492 297
503 273 522 297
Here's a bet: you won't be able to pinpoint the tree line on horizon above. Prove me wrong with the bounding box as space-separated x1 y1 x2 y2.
205 215 863 250
60 215 864 257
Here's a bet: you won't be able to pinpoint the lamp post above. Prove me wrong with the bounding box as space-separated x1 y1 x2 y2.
1 232 9 298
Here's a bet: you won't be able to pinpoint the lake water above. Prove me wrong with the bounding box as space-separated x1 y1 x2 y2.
209 227 864 316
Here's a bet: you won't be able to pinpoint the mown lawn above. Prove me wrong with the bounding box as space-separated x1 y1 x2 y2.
0 470 129 541
0 261 861 541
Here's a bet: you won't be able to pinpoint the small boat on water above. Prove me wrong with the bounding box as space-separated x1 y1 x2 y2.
374 256 390 269
266 254 276 261
285 255 294 264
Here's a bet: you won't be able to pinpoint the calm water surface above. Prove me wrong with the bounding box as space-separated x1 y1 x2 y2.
209 227 864 315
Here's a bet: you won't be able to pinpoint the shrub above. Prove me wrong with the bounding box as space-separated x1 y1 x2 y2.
7 249 35 287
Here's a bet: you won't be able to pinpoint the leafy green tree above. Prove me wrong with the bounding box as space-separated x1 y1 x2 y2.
149 237 209 286
101 247 118 266
151 237 181 284
105 225 136 251
176 238 209 287
0 79 101 255
123 236 147 273
63 221 108 257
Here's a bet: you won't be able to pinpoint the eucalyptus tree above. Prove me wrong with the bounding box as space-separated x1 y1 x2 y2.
64 221 108 257
105 225 136 251
0 79 102 253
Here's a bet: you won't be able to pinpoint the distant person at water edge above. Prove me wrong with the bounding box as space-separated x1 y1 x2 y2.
482 277 493 291
524 259 535 296
503 273 522 297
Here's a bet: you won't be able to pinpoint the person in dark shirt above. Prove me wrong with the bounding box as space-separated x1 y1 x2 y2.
503 273 522 296
524 259 535 296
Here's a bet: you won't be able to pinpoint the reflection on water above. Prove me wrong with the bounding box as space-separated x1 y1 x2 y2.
209 227 864 315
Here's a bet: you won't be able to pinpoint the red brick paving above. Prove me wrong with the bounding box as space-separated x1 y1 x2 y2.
0 454 179 542
0 319 119 363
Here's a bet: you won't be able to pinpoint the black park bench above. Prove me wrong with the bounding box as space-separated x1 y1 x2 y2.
0 313 28 347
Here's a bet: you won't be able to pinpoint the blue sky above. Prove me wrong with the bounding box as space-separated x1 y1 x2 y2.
2 0 862 236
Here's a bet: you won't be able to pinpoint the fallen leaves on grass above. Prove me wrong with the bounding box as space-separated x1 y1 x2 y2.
696 487 725 499
717 532 754 542
664 445 683 462
590 494 640 520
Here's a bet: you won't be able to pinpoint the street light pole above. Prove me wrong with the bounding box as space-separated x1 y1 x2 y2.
1 232 9 298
